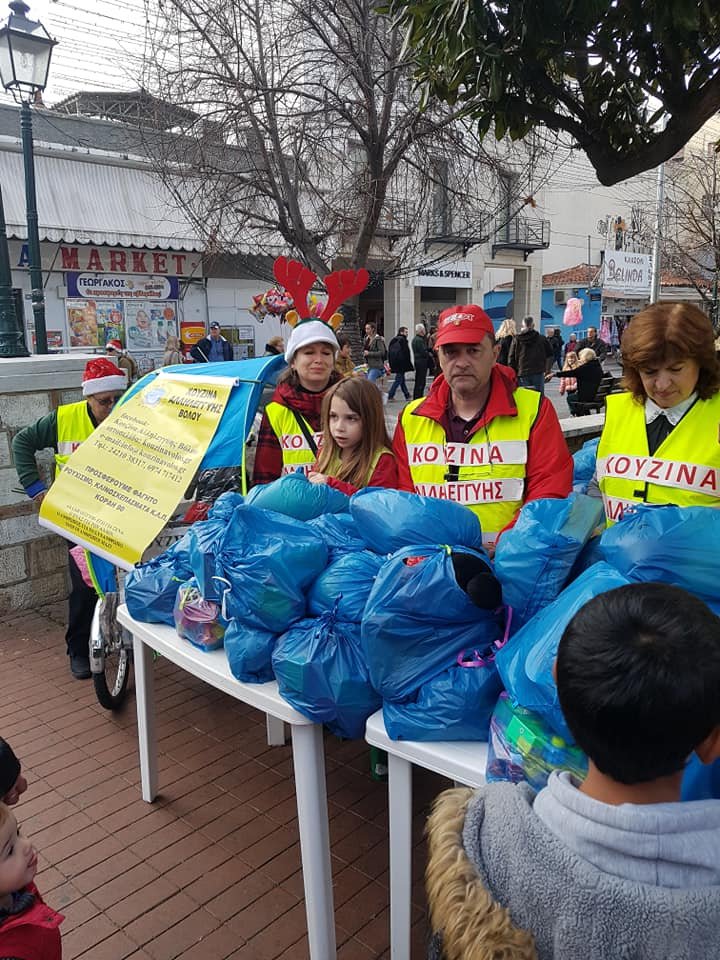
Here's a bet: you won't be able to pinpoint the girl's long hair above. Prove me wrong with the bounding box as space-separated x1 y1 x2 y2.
315 377 392 488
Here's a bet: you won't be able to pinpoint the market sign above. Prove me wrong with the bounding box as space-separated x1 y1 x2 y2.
414 260 473 288
602 250 651 299
67 273 180 300
10 241 203 277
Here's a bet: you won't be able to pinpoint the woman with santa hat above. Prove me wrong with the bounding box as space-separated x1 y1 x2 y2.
12 358 128 679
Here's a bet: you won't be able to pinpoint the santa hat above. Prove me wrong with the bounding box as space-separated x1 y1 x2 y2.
106 339 123 352
82 357 127 397
284 319 339 364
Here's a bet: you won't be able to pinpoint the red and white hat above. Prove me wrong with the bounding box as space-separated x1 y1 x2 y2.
434 304 495 348
82 358 127 397
106 339 123 352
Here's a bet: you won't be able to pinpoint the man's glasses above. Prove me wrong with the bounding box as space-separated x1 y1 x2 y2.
93 395 122 408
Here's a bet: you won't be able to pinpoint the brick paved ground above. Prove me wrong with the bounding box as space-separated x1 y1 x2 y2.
1 603 450 959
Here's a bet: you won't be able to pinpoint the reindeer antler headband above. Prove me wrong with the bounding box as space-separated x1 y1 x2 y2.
273 256 370 332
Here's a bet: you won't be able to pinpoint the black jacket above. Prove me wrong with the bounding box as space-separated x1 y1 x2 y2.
191 335 233 362
388 334 413 373
556 359 604 401
578 336 607 360
508 330 552 376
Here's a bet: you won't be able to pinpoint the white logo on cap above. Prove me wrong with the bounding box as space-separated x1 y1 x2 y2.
442 312 476 326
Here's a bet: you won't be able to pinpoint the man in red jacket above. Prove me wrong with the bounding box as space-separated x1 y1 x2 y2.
393 304 572 552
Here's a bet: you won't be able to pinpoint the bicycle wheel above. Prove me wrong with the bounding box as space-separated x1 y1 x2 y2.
90 595 132 711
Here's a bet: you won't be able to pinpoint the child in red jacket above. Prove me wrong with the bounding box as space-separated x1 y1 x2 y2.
0 803 63 960
308 376 400 495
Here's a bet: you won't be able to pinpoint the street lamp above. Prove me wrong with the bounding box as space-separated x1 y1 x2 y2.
0 0 56 355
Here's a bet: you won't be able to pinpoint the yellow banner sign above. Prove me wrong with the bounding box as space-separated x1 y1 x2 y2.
39 375 232 569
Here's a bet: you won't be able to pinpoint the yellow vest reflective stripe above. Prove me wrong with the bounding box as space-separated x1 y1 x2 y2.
55 401 95 469
265 401 322 476
400 387 541 543
597 392 720 524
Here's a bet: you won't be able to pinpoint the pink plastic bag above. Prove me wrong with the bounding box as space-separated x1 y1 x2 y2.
563 297 584 326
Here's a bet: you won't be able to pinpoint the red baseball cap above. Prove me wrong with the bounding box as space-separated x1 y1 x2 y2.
434 305 495 348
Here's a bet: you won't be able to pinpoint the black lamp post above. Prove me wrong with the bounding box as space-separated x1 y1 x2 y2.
0 185 28 356
0 0 56 355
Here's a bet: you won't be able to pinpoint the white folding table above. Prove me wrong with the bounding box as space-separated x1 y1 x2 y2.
365 710 488 960
117 606 336 960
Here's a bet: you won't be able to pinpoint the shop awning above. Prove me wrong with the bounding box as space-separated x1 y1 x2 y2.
0 144 204 251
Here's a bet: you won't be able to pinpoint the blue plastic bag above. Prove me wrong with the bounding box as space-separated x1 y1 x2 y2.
496 562 630 741
307 551 384 622
125 537 193 625
572 437 600 494
306 513 366 558
272 610 381 739
362 545 500 702
185 514 233 601
600 503 720 605
494 494 604 630
682 755 720 801
245 472 349 520
224 620 277 683
350 488 484 554
383 649 503 741
219 504 328 632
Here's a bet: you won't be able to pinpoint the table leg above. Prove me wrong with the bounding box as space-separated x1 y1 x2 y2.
266 714 287 746
290 724 336 960
133 635 158 803
388 753 413 960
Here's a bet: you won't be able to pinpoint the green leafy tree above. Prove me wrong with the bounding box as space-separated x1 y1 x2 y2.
384 0 720 186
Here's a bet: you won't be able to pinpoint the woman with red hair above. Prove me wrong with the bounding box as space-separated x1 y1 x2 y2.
597 301 720 524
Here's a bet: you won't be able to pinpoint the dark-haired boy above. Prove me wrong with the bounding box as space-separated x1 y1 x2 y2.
426 583 720 960
0 739 27 807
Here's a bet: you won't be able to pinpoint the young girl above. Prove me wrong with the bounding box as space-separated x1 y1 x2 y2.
0 803 63 959
308 377 400 495
558 351 579 396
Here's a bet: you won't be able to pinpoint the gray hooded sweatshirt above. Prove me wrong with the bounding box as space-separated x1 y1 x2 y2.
462 774 720 959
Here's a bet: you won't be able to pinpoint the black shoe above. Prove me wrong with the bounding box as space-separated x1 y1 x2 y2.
70 654 91 680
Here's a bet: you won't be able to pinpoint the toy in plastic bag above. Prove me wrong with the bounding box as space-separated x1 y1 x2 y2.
307 550 384 621
224 620 277 683
272 607 381 739
125 537 193 626
495 562 630 740
494 494 604 630
306 512 366 558
245 472 349 520
350 488 484 555
572 437 599 494
173 577 228 651
383 647 504 742
362 545 501 701
219 504 328 633
486 692 587 790
562 296 583 326
600 503 720 606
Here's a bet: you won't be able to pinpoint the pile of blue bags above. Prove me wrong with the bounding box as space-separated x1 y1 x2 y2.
125 445 720 803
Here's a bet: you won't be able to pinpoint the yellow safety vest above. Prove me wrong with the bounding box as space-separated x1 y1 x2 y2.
265 401 323 476
400 388 541 545
55 401 95 470
597 391 720 524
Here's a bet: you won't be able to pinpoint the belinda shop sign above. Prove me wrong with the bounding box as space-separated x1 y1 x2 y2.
67 273 180 300
12 242 203 278
602 250 651 299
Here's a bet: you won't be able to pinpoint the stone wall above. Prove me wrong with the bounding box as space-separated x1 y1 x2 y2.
0 354 96 616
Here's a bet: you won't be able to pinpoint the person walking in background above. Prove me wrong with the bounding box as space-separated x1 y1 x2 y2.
12 359 128 679
494 318 516 367
508 316 553 395
190 321 232 362
335 335 356 377
387 326 413 402
564 332 579 362
411 323 430 399
106 339 138 383
363 321 387 388
548 327 564 370
161 335 183 366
